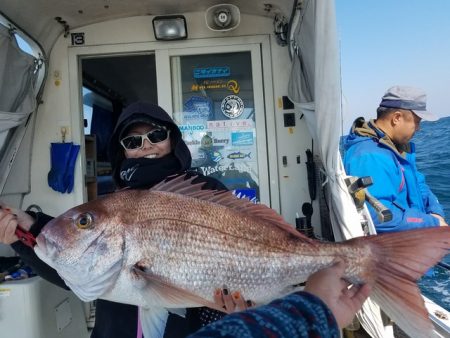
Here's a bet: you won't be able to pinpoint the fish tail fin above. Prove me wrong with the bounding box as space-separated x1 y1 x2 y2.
363 227 449 338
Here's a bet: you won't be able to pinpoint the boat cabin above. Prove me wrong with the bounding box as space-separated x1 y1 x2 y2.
0 0 448 337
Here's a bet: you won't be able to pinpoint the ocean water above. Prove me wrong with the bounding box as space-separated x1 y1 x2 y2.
413 116 450 312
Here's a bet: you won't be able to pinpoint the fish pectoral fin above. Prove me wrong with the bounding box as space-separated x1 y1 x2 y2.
132 265 226 313
139 306 168 338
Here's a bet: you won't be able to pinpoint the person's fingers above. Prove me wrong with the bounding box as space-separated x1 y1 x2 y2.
213 288 224 307
0 212 18 244
0 212 7 240
351 284 372 307
222 287 235 312
330 258 346 273
306 259 345 286
332 261 353 294
340 284 371 319
6 215 19 243
343 284 360 299
338 278 351 291
232 291 247 311
0 205 34 230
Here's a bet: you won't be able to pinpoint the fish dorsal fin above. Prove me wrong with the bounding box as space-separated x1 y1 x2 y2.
152 174 313 242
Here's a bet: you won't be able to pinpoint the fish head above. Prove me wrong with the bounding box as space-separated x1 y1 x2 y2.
34 196 126 301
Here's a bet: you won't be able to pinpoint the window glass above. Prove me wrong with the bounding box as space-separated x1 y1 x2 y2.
171 52 259 201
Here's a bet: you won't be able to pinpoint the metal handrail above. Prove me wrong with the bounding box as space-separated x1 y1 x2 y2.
437 262 450 271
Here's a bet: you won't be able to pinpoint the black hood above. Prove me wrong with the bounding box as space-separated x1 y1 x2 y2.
108 101 191 186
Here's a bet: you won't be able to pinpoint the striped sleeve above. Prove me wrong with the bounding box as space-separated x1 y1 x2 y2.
188 291 339 338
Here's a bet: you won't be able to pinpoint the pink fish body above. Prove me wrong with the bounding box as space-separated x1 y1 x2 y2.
34 176 450 338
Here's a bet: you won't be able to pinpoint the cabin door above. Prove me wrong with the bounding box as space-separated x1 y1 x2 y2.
71 38 276 208
162 45 271 205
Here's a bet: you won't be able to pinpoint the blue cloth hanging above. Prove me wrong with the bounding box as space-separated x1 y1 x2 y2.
47 142 80 193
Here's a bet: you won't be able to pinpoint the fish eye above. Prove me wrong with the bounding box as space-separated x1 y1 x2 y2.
75 213 94 229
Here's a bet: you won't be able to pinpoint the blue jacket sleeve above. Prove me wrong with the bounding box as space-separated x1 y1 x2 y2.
345 151 440 233
415 171 445 216
188 292 339 338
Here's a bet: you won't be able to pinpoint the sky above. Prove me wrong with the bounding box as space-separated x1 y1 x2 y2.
335 0 450 131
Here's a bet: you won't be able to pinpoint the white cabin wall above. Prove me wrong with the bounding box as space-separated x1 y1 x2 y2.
23 11 316 226
268 35 320 228
23 35 83 215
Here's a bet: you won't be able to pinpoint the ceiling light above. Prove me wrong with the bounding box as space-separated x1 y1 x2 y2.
152 15 187 41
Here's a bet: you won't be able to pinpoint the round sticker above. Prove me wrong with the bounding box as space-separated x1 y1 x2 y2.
221 95 244 119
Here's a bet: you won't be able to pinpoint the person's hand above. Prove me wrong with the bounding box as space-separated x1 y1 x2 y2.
0 203 35 244
213 287 254 313
304 260 371 328
431 213 448 226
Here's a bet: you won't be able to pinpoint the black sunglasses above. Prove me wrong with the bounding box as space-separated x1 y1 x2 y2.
120 128 170 150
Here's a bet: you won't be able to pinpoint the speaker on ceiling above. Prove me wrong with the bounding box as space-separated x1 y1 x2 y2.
205 4 240 32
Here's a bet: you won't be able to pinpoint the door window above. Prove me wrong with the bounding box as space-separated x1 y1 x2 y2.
171 52 259 201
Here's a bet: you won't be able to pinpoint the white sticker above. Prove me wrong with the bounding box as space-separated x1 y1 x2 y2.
221 95 244 119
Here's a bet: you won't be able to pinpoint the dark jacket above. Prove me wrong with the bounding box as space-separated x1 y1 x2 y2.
12 101 227 338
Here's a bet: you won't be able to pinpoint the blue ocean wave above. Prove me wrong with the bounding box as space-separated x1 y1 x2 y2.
418 254 450 311
413 116 450 312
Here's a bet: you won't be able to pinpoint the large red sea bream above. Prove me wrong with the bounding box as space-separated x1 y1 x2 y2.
34 175 450 338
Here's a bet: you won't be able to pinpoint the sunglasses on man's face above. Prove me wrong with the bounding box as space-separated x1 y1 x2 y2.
120 128 170 150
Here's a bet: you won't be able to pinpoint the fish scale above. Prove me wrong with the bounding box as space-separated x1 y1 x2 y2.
40 187 364 301
128 216 322 301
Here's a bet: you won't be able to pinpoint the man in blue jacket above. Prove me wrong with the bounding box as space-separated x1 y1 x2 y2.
343 85 447 233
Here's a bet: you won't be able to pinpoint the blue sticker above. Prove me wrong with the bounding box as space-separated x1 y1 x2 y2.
234 189 258 203
212 151 223 163
193 66 230 79
231 132 253 146
183 96 212 121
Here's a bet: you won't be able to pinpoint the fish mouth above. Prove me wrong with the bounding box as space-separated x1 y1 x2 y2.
34 234 57 263
35 235 46 254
